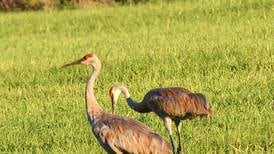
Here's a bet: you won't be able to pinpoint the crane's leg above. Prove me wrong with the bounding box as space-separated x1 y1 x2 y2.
163 117 176 154
175 120 182 154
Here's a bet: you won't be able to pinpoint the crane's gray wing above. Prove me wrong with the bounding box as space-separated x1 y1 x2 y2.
147 87 211 118
92 113 172 154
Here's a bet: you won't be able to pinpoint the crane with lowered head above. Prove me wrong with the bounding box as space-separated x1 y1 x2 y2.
109 84 213 153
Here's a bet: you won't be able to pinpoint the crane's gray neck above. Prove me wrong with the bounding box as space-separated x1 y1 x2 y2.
126 98 142 111
126 97 150 113
85 59 103 122
119 86 150 113
119 85 130 99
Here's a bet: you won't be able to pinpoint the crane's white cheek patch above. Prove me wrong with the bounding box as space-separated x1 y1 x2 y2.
113 90 122 102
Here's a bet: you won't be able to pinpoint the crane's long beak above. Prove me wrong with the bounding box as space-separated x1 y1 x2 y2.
61 58 84 68
111 96 115 114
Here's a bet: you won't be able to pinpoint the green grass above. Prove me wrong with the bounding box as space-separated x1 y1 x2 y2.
0 0 273 153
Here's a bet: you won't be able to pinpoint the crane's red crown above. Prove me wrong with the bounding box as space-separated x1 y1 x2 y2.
84 53 93 59
109 87 113 97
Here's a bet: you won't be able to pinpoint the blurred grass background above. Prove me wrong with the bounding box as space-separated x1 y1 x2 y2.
0 0 273 153
1 0 154 11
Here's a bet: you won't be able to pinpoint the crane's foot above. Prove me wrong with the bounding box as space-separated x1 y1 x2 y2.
176 145 182 154
173 149 176 154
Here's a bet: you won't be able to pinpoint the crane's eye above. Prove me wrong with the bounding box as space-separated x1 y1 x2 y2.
84 53 93 59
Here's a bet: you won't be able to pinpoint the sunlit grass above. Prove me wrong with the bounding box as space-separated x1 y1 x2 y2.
0 0 273 153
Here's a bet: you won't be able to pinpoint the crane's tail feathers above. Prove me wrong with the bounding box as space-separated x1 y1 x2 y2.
207 107 213 117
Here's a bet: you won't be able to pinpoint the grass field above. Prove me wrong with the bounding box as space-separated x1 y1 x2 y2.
0 0 273 153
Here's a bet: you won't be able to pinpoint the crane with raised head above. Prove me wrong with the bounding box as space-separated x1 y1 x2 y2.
62 53 172 154
109 84 213 153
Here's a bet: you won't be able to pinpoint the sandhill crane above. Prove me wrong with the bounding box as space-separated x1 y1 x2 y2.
109 85 213 153
62 53 172 154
